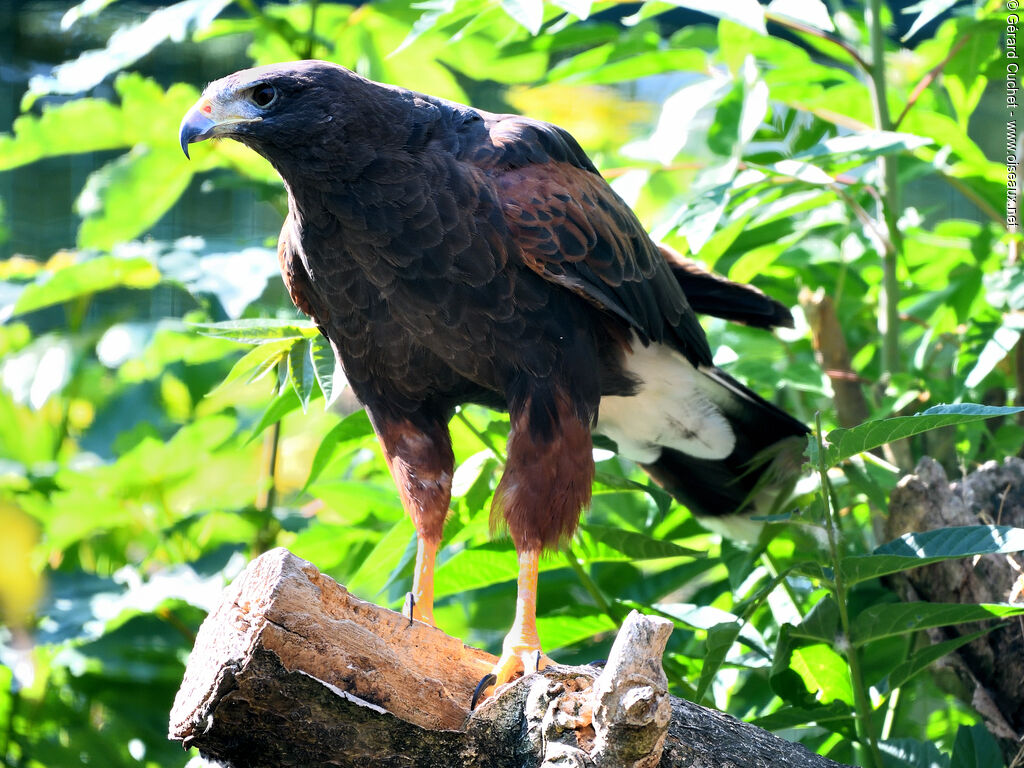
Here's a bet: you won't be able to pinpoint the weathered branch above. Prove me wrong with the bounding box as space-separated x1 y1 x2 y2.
169 548 852 768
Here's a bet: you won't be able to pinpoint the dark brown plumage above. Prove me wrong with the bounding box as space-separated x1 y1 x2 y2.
180 60 807 693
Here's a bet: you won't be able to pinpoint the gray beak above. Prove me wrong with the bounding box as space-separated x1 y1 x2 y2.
179 106 217 160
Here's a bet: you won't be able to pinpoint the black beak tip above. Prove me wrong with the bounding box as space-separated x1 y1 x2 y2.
179 108 216 161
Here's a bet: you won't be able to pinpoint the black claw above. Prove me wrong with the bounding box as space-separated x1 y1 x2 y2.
532 649 542 673
587 659 607 668
470 673 497 711
403 592 415 627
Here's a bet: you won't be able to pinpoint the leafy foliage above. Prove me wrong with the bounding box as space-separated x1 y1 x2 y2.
0 1 1020 767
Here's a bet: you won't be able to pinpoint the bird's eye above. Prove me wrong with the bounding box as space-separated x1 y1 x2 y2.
250 84 277 108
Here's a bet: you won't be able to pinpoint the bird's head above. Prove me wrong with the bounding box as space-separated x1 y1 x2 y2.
179 60 360 162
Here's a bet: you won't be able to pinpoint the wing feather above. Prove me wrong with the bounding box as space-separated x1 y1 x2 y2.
469 115 713 367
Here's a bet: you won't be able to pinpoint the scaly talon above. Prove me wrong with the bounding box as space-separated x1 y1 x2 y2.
470 548 555 707
406 537 438 627
470 673 496 710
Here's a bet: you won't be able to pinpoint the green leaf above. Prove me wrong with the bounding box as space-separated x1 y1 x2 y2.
879 738 950 768
76 146 193 250
247 384 301 443
850 602 1024 647
303 410 376 491
749 159 836 185
652 602 768 655
215 338 295 392
288 340 317 413
887 627 992 690
695 621 742 700
792 131 932 163
306 481 404 525
808 405 1024 468
765 0 834 32
498 0 543 34
750 701 854 731
25 0 232 103
12 255 161 316
310 334 345 407
0 99 126 170
790 643 853 704
346 516 416 599
433 544 519 597
792 596 840 643
192 318 318 344
579 524 703 560
661 0 767 35
901 0 958 42
592 472 672 513
950 723 1004 768
538 606 617 651
707 81 745 157
841 526 1024 585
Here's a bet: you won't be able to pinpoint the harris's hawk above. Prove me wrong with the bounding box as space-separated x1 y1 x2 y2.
179 60 808 699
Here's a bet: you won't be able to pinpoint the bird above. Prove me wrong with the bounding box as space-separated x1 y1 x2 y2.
179 59 808 703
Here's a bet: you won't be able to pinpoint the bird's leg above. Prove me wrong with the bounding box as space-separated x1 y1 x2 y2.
473 390 594 706
491 547 551 684
370 411 454 629
408 534 439 626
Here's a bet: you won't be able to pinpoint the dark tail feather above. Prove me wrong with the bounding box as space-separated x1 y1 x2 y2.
658 244 794 330
643 369 808 519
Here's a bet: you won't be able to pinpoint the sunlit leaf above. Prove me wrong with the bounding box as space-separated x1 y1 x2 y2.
287 340 317 413
750 701 853 730
76 146 193 250
12 255 160 316
792 131 932 162
497 0 543 34
887 627 992 690
247 384 302 442
790 643 853 704
310 334 346 408
766 0 834 32
25 0 231 104
850 602 1024 646
659 0 767 35
303 410 375 491
901 0 958 42
695 620 742 700
192 318 318 344
538 605 617 651
841 526 1024 585
808 405 1024 468
579 524 702 560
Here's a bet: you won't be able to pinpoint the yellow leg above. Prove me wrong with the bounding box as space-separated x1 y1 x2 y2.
409 536 438 627
489 548 551 687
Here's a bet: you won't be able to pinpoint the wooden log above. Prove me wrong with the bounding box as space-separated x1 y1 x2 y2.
169 548 852 768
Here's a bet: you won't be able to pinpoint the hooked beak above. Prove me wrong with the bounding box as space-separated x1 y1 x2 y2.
179 98 262 159
179 105 216 160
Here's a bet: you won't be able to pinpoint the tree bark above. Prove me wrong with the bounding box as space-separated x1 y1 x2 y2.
888 456 1024 763
169 548 852 768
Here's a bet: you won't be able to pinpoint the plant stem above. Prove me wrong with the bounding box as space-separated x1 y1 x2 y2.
562 543 619 623
254 419 282 555
304 0 319 59
814 413 883 768
455 409 507 463
892 36 970 130
867 0 902 381
765 11 871 71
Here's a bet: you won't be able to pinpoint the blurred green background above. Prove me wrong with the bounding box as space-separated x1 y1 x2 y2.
0 1 1021 766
